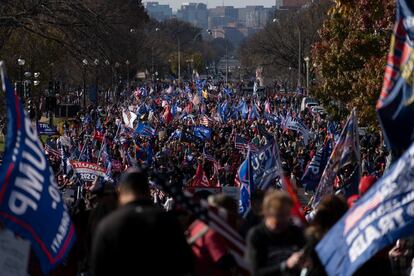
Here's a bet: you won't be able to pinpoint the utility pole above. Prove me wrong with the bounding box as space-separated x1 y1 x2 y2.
297 29 301 88
178 37 181 81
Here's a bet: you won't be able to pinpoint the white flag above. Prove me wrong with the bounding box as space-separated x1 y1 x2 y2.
122 110 137 128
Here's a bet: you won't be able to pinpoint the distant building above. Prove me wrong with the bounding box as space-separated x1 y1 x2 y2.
238 6 273 28
208 6 238 29
177 3 208 29
145 2 172 21
280 0 309 8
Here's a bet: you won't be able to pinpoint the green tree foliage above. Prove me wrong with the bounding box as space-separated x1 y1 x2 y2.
312 0 395 126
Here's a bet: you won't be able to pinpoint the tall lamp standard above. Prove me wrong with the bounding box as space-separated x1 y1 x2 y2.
152 27 161 76
33 72 40 122
114 62 120 101
297 29 302 88
94 59 99 105
207 29 228 86
177 37 181 81
17 58 25 98
82 59 88 109
126 60 130 91
304 56 310 96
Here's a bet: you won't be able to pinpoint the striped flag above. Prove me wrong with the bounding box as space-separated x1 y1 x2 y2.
135 122 156 137
45 141 61 158
234 135 248 150
200 114 212 127
191 163 211 187
234 135 259 153
155 176 249 273
203 148 216 162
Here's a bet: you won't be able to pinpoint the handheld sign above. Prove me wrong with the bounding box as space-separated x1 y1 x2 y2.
0 62 76 273
70 161 106 182
37 123 58 136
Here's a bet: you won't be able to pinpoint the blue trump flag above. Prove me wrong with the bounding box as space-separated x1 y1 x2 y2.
316 140 414 276
250 141 280 190
301 139 332 192
0 62 75 273
193 126 212 141
311 109 360 208
135 122 156 137
37 123 58 136
377 0 414 157
238 149 254 215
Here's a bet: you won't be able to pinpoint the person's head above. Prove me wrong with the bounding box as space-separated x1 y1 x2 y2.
312 195 348 233
208 193 239 226
251 189 265 214
262 190 293 231
117 168 150 206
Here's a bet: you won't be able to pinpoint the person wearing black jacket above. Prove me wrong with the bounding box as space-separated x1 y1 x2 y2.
90 168 194 276
246 190 305 276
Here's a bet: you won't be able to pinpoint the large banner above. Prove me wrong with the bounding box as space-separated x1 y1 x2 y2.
251 142 280 190
70 161 106 182
301 140 332 192
0 62 75 273
377 0 414 157
316 140 414 276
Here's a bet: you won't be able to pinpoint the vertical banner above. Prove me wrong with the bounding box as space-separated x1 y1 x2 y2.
0 62 75 273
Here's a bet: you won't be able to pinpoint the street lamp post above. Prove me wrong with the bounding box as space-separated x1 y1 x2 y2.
207 29 228 85
33 72 40 122
82 59 88 109
177 38 181 81
114 62 120 102
105 59 111 103
94 59 99 105
17 58 25 99
297 29 301 88
304 56 310 96
126 60 130 91
152 28 161 76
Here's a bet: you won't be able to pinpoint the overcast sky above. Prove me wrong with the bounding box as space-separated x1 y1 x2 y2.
144 0 277 11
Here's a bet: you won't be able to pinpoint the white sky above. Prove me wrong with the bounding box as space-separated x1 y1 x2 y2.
144 0 277 11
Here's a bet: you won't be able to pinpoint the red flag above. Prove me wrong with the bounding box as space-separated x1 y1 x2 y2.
191 163 211 187
282 176 307 225
93 130 104 142
163 105 173 124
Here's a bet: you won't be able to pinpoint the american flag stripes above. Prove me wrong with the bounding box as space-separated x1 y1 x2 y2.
45 142 61 158
234 135 259 153
234 135 248 150
200 115 212 127
154 176 249 273
203 148 216 162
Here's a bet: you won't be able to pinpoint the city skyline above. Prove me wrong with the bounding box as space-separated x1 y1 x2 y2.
143 0 277 11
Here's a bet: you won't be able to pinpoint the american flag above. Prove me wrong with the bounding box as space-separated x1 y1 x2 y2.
234 135 259 153
45 142 61 158
200 114 212 127
234 135 248 150
203 148 216 162
234 172 241 188
155 176 248 273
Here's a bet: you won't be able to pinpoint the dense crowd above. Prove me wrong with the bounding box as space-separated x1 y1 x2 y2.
29 79 412 275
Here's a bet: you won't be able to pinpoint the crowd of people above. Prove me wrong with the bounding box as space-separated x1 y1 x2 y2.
30 78 413 275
